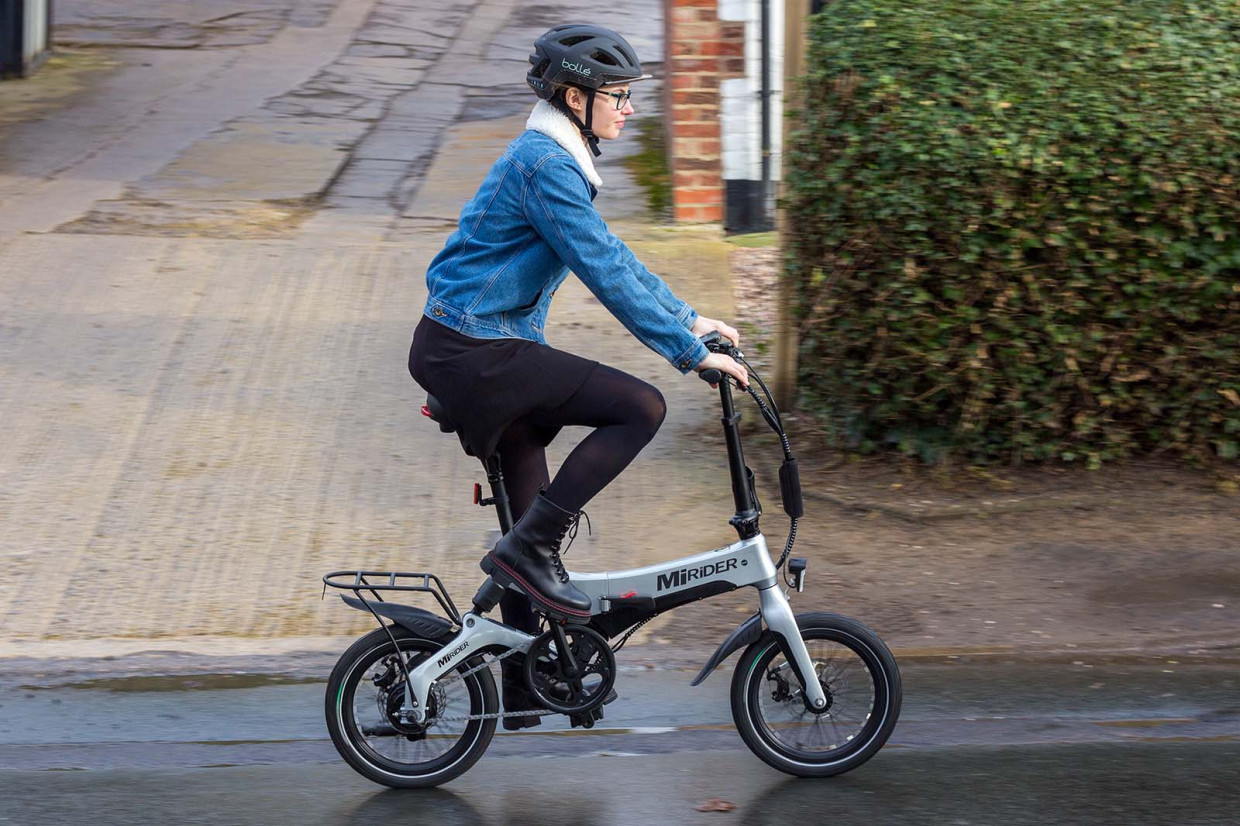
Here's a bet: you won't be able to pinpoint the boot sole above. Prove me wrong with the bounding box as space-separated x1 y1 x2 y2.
480 552 592 623
501 714 543 731
503 688 619 729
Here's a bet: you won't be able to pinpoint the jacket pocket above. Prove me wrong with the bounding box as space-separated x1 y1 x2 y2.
515 289 542 311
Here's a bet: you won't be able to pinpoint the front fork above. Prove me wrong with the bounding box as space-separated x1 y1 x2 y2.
758 585 829 711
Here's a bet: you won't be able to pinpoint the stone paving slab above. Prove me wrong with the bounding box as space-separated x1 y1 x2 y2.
54 0 476 237
0 0 377 238
48 0 668 240
54 0 337 50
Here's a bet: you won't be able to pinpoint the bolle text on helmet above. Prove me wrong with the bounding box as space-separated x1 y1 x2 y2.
561 58 592 77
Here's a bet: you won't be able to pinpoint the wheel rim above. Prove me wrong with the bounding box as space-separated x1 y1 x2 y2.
747 631 887 764
339 639 486 776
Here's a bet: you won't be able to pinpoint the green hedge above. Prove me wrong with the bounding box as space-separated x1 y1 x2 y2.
785 0 1240 465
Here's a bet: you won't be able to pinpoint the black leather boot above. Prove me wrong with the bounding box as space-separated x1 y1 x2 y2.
480 490 592 622
501 657 543 731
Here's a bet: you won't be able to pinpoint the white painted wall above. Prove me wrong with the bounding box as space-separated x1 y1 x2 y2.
718 0 783 183
22 0 51 68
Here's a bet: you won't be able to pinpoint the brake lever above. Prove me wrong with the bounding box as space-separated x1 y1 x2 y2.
701 331 743 359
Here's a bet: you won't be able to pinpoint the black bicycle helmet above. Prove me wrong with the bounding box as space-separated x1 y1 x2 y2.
527 24 652 157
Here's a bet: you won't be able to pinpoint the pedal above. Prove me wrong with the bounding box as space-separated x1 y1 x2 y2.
570 705 604 729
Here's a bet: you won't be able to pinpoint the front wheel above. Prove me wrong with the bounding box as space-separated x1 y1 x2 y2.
731 612 901 778
325 626 497 788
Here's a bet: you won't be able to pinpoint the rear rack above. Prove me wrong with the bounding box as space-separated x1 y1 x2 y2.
322 570 462 625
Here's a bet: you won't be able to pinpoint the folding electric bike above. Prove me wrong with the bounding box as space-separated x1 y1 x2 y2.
322 332 902 788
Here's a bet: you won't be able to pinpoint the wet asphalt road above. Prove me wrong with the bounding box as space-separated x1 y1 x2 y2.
2 659 1238 824
4 743 1240 826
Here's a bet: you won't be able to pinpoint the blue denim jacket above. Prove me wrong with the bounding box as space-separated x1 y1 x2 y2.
422 128 710 374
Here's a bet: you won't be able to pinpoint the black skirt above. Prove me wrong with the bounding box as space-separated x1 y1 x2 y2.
408 315 599 461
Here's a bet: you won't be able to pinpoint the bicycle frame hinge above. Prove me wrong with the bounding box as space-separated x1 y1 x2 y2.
729 510 760 540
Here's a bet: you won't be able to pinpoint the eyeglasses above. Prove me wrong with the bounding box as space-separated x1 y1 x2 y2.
600 89 632 110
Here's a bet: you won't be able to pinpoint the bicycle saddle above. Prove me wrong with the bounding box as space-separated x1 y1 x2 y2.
421 394 457 434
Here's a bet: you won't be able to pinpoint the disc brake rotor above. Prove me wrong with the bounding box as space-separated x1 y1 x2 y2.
372 654 442 739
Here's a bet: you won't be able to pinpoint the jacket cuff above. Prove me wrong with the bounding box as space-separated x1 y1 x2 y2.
673 339 710 375
675 301 698 330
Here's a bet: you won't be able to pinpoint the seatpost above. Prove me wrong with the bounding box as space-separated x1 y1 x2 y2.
716 378 761 539
472 454 515 616
482 454 515 534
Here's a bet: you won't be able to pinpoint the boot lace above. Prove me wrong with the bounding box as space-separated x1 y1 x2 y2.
548 510 591 583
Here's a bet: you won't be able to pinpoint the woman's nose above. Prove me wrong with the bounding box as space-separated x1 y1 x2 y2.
622 100 635 116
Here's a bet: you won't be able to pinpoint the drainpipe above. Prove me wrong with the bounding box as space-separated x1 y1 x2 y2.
760 0 774 228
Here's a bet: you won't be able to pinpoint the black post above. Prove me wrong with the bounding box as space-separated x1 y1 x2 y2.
1 0 22 78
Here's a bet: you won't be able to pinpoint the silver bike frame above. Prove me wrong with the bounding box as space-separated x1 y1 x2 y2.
404 532 826 722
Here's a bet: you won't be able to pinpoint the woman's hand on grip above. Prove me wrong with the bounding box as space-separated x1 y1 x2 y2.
695 352 748 388
690 316 740 348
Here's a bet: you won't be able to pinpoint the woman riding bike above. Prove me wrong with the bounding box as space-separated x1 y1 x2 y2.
407 24 748 729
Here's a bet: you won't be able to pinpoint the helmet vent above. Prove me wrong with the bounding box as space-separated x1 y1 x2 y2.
560 34 592 46
593 50 620 66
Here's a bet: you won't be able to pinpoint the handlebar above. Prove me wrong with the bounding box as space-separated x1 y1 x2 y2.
693 329 804 574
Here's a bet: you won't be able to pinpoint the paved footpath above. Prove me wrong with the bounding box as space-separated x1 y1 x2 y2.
0 0 743 655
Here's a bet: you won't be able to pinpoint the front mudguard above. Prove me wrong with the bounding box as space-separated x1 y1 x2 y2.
340 594 457 642
690 612 763 686
690 610 819 690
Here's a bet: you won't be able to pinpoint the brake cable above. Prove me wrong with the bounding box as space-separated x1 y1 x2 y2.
730 352 800 579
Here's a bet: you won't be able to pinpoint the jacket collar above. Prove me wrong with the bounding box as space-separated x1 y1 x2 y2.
525 100 603 189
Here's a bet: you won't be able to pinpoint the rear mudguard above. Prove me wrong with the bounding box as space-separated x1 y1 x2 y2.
340 595 456 642
690 612 763 686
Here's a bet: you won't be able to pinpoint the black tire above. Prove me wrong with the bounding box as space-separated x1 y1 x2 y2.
325 626 497 788
731 611 901 778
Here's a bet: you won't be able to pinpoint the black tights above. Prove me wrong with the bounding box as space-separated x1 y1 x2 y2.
495 363 667 638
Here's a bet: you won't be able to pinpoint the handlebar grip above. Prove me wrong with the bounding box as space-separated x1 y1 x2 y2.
698 368 723 384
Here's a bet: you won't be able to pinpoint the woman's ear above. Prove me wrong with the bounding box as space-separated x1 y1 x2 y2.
563 87 584 115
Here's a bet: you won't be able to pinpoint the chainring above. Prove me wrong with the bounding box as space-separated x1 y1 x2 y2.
524 625 616 715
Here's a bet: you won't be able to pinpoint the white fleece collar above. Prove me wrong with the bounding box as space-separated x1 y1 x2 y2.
525 100 603 189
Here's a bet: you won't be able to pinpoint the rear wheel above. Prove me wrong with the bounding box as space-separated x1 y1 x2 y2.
325 626 497 788
731 612 901 777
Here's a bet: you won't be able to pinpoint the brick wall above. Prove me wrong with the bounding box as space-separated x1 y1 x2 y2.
664 0 746 223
